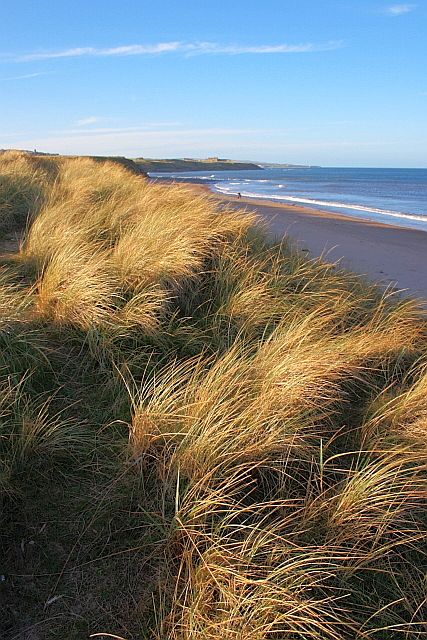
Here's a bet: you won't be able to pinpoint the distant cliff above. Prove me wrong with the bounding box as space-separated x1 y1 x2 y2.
134 158 262 172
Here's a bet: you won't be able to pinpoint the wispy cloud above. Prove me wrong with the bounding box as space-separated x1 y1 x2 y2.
182 41 343 55
0 71 49 81
76 116 108 127
0 130 277 162
383 4 417 16
13 40 343 62
73 121 182 131
3 126 417 166
17 43 179 61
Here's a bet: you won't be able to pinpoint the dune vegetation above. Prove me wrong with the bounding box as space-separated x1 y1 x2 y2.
0 150 426 639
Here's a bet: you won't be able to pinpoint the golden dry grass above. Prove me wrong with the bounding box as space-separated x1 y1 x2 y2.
1 151 426 639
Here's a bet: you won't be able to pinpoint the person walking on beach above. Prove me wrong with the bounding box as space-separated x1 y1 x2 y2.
237 192 241 199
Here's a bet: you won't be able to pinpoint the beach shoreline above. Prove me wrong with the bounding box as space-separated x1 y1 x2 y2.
151 176 420 230
157 179 427 301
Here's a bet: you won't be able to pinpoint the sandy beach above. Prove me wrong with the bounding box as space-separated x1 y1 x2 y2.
208 190 427 302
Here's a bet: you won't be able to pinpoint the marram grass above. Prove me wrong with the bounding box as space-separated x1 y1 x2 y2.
0 151 426 639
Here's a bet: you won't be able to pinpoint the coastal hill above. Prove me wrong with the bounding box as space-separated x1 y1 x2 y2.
1 150 312 174
1 151 261 173
133 156 262 172
134 157 316 172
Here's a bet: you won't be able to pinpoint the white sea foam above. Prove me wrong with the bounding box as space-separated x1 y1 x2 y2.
276 195 427 222
165 175 214 180
213 185 427 223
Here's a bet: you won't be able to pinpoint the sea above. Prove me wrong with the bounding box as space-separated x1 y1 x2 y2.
150 167 427 233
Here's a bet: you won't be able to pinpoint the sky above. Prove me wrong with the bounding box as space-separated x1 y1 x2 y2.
0 1 426 167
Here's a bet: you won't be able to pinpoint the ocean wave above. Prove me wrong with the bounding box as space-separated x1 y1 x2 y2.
173 175 216 181
213 185 427 223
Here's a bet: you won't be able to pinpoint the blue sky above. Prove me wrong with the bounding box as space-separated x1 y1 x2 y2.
1 1 426 166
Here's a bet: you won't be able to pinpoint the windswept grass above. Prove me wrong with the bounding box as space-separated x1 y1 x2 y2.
0 151 58 233
1 152 426 639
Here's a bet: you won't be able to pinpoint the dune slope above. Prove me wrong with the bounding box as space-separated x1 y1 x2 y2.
0 151 426 639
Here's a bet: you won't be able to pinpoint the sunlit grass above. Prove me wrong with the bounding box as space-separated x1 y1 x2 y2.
1 151 426 639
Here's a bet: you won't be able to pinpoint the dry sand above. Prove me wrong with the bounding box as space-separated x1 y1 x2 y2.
215 193 427 302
